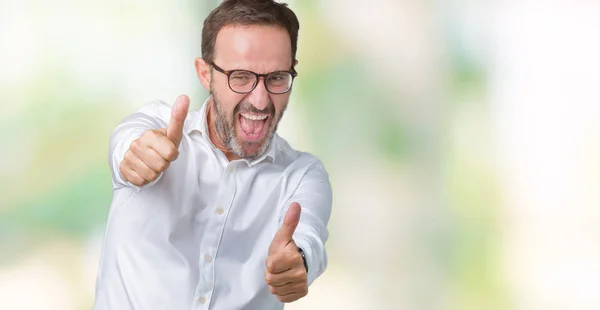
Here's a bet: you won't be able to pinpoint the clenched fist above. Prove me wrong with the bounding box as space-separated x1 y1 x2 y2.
265 203 308 303
119 95 190 186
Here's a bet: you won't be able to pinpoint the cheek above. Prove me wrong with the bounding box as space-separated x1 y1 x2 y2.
215 89 243 115
222 98 238 115
270 94 290 115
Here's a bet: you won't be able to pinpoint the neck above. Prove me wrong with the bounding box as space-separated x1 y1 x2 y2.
206 98 241 162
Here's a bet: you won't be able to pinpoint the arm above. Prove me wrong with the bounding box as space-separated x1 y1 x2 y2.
283 158 333 285
265 157 333 302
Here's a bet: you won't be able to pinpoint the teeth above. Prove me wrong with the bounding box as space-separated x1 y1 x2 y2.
241 113 268 121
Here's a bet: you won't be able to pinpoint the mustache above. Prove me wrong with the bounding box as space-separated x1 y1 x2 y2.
233 101 275 117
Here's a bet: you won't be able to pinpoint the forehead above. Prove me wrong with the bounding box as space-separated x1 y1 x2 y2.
213 24 293 72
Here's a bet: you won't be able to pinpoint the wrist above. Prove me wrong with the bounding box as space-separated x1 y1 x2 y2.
298 247 308 273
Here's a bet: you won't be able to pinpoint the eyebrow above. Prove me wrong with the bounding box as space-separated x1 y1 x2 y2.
232 67 292 73
214 61 293 73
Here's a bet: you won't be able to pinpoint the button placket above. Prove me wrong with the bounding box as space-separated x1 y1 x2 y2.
194 163 238 309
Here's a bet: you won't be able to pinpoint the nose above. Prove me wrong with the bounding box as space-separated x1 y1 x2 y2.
246 77 270 111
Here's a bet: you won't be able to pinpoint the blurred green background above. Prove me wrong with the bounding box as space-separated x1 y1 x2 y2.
1 1 600 309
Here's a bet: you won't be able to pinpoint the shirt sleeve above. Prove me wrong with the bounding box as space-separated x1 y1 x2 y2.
280 157 333 286
108 100 172 192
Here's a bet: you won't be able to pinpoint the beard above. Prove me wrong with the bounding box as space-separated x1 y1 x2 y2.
211 89 287 160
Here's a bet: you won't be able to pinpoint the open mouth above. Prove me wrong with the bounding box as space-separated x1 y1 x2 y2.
237 112 270 142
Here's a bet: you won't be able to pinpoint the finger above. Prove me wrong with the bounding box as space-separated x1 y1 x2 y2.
265 266 306 286
166 95 190 147
134 145 170 173
126 152 159 182
276 291 306 303
269 281 305 296
269 284 298 297
140 130 179 162
270 202 301 253
120 165 146 187
266 251 302 274
153 139 179 162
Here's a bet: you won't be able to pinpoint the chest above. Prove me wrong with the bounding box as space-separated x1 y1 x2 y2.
152 141 298 242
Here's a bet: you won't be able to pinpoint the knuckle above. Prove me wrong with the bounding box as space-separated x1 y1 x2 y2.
269 285 277 294
147 170 158 181
125 150 138 164
123 154 134 169
264 273 273 284
119 160 127 172
279 295 293 303
157 160 169 172
165 147 176 161
131 139 142 152
120 167 130 181
130 175 142 186
123 150 133 163
300 285 308 294
142 130 155 140
169 148 179 161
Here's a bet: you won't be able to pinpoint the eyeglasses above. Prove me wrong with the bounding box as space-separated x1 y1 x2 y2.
210 62 298 95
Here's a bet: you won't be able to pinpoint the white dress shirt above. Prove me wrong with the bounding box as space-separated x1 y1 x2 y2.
93 98 333 310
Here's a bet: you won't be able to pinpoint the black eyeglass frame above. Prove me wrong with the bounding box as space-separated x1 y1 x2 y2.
210 62 298 95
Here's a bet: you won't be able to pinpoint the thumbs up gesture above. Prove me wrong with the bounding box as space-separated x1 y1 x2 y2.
264 203 309 303
120 95 190 186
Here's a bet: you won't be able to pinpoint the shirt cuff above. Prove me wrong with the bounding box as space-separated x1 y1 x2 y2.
293 234 326 286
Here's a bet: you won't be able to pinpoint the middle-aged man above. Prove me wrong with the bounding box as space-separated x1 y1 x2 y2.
93 0 333 309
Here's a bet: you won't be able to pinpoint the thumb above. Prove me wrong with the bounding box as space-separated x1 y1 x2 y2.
167 95 190 147
270 202 301 253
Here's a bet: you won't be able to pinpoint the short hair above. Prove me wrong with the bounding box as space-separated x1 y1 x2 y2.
201 0 300 64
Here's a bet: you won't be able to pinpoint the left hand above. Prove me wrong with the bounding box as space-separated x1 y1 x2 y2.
265 202 308 303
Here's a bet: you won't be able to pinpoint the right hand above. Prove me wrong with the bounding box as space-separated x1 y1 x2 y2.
120 95 190 186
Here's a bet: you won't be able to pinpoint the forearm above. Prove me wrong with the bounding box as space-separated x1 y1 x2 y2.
282 157 333 286
294 224 328 286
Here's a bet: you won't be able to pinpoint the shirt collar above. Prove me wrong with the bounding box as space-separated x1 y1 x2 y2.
189 96 276 164
188 96 211 136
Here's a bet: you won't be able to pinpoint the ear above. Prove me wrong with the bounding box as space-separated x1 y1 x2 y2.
195 58 211 91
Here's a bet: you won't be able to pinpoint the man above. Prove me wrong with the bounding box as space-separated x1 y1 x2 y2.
93 0 332 309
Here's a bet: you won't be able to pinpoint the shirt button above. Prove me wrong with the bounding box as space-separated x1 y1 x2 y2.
216 207 224 215
199 296 207 304
226 166 233 172
205 254 212 262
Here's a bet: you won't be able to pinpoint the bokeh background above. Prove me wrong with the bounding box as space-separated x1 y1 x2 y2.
1 0 600 309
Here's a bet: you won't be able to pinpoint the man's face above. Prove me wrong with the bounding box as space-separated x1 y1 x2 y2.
208 25 294 159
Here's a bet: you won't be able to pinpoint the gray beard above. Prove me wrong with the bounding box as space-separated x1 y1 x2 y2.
211 93 286 160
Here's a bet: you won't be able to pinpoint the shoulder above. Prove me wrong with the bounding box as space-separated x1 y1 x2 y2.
273 135 329 178
122 100 199 133
134 100 172 117
117 100 172 127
